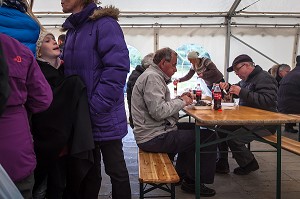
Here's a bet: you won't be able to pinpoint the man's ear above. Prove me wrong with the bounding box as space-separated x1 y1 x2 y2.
158 58 165 69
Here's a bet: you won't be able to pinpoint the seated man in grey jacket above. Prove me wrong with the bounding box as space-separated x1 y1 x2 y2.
217 54 278 175
131 47 217 197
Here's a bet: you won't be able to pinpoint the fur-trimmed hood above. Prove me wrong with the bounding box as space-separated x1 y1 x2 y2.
90 5 120 21
61 3 120 31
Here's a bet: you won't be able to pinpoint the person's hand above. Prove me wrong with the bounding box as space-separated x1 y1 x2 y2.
180 95 193 106
181 92 192 99
198 73 203 78
219 82 229 90
173 78 179 85
229 85 241 96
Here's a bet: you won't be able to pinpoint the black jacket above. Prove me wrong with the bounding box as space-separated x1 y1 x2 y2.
237 65 278 112
32 60 94 195
278 65 300 114
126 65 146 128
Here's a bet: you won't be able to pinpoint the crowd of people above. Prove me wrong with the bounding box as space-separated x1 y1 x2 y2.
1 0 300 199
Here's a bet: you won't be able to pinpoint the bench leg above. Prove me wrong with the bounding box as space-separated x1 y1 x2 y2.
171 183 175 199
140 182 144 199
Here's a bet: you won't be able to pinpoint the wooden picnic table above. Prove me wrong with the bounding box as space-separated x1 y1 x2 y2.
183 105 300 199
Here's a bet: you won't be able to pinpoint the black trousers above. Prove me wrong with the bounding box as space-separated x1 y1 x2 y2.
138 122 217 184
83 140 131 199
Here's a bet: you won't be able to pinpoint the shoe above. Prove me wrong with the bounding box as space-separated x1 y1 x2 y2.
284 128 298 134
181 179 194 193
181 180 216 197
200 184 216 197
233 158 259 175
215 160 230 174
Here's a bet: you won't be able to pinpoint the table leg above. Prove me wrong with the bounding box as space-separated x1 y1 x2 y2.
276 126 281 199
195 125 201 199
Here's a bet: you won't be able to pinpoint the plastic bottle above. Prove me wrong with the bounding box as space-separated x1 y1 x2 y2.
213 84 222 110
195 83 202 105
211 83 216 101
173 80 178 96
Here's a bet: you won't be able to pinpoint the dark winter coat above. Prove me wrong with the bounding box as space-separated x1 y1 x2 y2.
278 65 300 114
237 65 278 112
32 60 94 194
126 65 146 128
62 3 129 141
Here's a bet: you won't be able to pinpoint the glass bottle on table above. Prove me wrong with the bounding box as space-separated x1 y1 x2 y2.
195 83 202 105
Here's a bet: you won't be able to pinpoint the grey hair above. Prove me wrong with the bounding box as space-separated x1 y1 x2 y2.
0 0 3 6
141 53 154 69
278 64 290 72
153 47 177 65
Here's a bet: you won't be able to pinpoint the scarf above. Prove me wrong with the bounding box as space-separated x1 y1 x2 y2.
2 0 27 13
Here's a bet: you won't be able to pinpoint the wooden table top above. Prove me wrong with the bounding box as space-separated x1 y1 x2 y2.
183 106 300 126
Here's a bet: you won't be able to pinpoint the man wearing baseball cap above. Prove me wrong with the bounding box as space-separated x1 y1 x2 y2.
216 54 278 175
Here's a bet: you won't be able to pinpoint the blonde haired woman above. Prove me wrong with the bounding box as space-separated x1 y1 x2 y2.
0 0 43 55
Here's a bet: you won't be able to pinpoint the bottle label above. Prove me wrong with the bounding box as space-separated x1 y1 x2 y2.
213 92 222 100
213 92 222 110
196 90 202 102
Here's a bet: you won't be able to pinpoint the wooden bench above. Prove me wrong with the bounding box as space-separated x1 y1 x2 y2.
263 134 300 155
138 149 180 199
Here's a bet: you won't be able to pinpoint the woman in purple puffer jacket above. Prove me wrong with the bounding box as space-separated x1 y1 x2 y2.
61 0 131 198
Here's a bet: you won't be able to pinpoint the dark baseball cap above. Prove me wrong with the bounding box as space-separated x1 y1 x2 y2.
227 54 253 72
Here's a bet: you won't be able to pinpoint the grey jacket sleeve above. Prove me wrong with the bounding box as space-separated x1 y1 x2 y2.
144 75 185 121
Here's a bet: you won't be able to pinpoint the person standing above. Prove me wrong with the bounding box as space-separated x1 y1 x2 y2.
273 64 297 133
0 33 52 199
278 56 300 122
174 51 224 90
60 0 131 198
57 34 66 52
0 0 42 56
126 53 154 129
32 31 95 199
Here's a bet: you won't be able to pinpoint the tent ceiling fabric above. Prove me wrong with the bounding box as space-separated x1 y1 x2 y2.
33 0 300 14
33 0 300 84
34 0 300 28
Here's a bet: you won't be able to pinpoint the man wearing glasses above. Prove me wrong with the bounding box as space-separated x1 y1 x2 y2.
216 54 278 175
131 47 217 196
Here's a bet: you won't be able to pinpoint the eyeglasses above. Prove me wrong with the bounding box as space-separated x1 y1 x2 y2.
234 63 246 74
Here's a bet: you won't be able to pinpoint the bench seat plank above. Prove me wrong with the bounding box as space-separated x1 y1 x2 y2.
263 135 300 156
138 149 180 184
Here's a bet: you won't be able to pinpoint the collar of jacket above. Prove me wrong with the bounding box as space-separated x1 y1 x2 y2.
62 3 120 30
149 64 172 84
63 3 97 29
245 65 262 82
135 65 146 73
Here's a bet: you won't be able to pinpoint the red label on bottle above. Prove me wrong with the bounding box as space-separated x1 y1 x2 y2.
213 92 222 99
196 90 202 96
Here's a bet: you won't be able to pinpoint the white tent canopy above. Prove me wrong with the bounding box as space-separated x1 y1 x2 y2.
33 0 300 83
